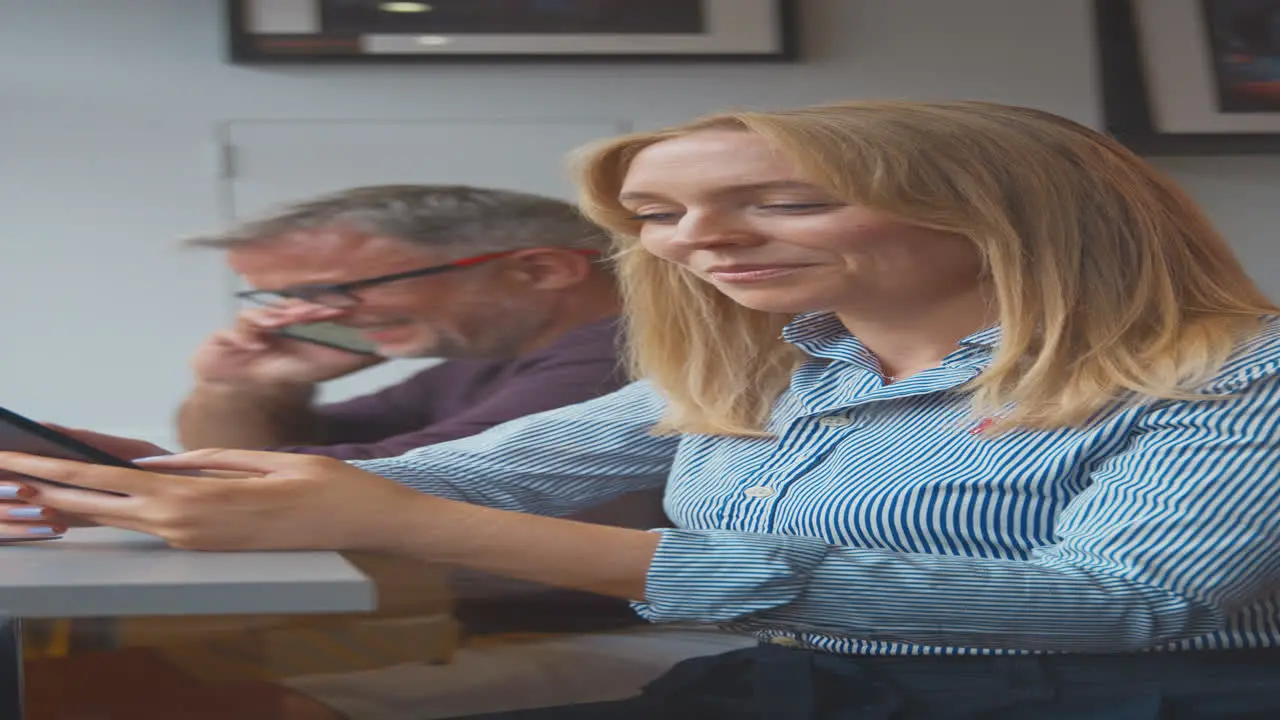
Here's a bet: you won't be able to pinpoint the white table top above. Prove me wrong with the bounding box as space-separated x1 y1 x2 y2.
0 528 375 618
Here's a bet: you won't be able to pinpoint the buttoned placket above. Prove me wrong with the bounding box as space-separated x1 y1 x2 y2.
732 316 997 531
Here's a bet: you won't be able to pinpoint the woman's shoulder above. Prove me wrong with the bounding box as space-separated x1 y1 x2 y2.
1204 315 1280 393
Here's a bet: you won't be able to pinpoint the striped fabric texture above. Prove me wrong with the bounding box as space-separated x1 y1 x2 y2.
353 313 1280 656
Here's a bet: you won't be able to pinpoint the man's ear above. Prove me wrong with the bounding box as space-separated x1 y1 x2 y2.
504 249 595 290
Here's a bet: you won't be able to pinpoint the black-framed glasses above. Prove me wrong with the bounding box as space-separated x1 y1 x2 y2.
235 248 600 309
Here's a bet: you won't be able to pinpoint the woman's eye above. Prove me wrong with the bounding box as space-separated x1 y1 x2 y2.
629 211 681 222
758 203 830 212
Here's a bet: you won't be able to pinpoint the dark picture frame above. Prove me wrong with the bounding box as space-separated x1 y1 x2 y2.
1095 0 1280 155
226 0 799 63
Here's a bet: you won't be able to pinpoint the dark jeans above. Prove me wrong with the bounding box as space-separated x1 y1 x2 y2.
447 644 1280 720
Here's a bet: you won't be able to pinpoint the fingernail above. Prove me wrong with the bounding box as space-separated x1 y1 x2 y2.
0 486 21 499
26 526 57 535
7 507 43 519
132 455 172 463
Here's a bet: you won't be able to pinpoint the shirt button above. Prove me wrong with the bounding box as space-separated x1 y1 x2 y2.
743 486 776 498
818 415 852 427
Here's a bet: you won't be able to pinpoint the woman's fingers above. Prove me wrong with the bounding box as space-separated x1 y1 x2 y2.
0 502 88 527
0 482 35 501
0 493 67 539
0 449 403 553
17 480 138 519
134 448 310 475
0 453 161 496
0 523 65 541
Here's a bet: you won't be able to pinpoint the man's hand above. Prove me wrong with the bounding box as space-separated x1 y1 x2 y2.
192 305 383 387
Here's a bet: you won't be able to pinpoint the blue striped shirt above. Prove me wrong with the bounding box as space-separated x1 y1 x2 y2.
353 312 1280 656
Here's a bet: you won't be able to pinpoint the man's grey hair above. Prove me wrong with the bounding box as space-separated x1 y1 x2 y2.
187 184 610 255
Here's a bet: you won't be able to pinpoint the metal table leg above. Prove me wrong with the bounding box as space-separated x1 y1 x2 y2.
0 617 23 719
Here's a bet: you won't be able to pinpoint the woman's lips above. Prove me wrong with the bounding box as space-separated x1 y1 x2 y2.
705 265 810 283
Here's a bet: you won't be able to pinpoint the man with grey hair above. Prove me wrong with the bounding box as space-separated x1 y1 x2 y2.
174 182 670 619
176 184 628 460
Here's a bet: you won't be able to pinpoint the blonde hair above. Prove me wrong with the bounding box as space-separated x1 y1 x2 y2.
572 100 1276 436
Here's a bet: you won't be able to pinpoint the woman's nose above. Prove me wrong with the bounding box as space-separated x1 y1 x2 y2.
671 211 761 249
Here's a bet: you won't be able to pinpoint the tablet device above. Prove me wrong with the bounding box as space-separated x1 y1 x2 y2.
0 406 134 495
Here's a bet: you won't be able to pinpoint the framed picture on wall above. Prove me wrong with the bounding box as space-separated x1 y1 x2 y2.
227 0 799 63
1096 0 1280 155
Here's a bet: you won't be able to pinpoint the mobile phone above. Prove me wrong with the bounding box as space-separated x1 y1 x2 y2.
0 406 135 495
272 322 381 356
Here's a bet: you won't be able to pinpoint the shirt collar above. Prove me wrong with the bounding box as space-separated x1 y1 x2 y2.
781 312 1001 367
958 325 1002 349
781 313 867 367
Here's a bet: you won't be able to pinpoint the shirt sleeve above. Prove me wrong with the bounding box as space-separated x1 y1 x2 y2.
634 373 1280 653
284 358 628 461
349 380 678 518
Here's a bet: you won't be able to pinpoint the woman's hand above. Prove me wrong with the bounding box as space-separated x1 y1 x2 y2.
0 427 175 539
0 449 425 551
0 449 660 601
0 483 71 539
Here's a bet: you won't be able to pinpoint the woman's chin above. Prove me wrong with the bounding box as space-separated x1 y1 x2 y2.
716 288 828 315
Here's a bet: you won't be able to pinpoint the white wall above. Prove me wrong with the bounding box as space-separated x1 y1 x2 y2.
2 0 1279 446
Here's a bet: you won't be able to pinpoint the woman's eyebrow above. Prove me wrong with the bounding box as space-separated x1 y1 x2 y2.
619 180 817 202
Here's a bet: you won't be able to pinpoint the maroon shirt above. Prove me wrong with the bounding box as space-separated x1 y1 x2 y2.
273 317 666 634
275 317 629 460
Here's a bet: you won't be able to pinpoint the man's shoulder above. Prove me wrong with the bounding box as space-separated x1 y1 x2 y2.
499 316 625 376
527 316 623 362
385 317 626 395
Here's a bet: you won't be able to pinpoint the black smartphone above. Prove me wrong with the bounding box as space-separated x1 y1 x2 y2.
272 321 381 356
0 406 135 495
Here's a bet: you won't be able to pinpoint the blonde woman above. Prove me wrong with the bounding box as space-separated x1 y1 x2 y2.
5 100 1280 718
